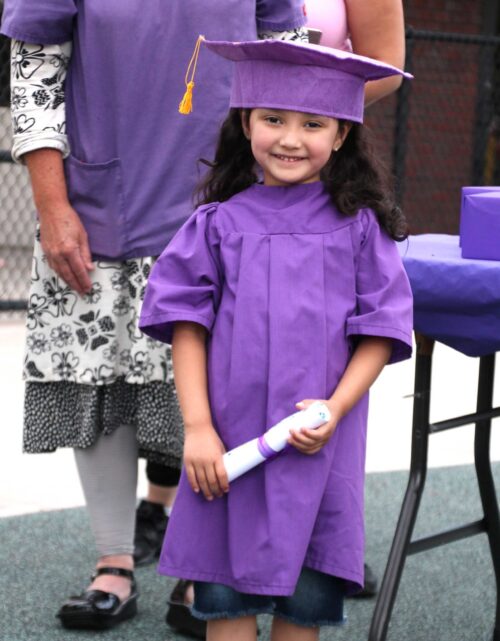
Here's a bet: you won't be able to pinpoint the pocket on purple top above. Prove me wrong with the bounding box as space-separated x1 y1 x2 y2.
64 154 127 260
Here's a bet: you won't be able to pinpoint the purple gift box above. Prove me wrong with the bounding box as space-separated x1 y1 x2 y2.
460 186 500 260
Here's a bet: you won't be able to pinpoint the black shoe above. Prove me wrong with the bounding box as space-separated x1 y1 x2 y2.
57 567 138 630
166 579 206 640
349 563 378 599
133 499 168 566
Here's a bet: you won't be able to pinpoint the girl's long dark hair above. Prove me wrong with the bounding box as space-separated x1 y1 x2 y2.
197 108 408 241
197 109 257 205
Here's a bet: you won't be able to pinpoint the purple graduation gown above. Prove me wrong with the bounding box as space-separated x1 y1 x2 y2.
140 182 413 594
1 0 305 260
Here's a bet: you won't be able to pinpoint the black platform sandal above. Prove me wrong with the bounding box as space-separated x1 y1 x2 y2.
166 579 206 639
57 567 138 630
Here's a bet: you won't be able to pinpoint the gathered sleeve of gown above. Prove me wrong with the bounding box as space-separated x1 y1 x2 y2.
139 205 222 344
346 209 413 364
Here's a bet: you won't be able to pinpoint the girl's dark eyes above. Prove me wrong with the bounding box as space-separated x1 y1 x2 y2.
264 116 281 124
263 116 324 128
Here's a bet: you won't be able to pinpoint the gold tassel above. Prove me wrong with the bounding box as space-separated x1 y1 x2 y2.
179 35 204 115
179 81 195 114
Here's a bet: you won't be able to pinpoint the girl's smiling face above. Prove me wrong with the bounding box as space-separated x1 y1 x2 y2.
242 108 349 187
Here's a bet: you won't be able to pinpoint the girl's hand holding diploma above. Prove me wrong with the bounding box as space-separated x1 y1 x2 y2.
184 425 229 500
289 400 341 454
289 338 393 455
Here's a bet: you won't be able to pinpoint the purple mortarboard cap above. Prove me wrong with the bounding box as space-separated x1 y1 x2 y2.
203 39 412 123
460 190 500 261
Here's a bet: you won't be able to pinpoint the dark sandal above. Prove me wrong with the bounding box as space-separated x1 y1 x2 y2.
166 579 206 639
57 567 138 630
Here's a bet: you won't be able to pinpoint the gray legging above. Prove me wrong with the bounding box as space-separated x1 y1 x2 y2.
74 425 138 557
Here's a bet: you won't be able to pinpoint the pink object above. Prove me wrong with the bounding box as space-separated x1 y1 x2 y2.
305 0 350 50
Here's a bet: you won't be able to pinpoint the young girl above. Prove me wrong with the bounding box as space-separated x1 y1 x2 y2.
140 39 413 641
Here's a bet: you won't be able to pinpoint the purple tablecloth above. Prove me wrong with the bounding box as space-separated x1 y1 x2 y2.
399 234 500 357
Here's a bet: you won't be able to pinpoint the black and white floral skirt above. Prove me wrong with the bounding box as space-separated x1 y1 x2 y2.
22 229 183 467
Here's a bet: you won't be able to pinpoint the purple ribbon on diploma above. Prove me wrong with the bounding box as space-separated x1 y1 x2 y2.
257 435 279 459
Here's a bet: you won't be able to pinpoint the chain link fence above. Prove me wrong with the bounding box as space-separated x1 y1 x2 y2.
395 28 500 233
1 26 500 314
363 27 500 236
0 26 35 315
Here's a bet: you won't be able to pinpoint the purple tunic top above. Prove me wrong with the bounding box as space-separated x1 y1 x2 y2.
1 0 306 260
140 182 413 595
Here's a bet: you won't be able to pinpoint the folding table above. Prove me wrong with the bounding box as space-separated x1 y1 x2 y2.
368 234 500 641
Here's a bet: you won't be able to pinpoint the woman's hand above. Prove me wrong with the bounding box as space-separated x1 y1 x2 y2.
184 425 229 500
39 202 94 295
288 399 340 455
24 149 94 296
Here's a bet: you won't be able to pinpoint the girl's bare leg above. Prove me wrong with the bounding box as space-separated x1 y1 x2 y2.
271 617 319 641
146 482 177 508
207 616 257 641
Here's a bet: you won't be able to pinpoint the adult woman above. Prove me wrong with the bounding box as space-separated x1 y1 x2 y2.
1 0 306 631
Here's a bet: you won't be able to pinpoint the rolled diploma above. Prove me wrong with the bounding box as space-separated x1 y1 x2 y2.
223 402 331 483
